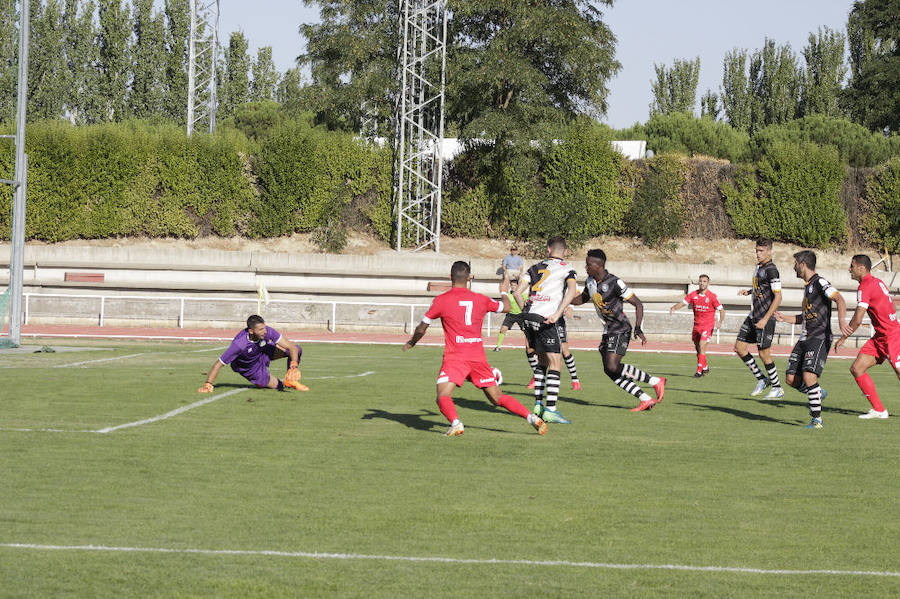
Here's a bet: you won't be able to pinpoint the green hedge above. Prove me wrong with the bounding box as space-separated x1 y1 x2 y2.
252 119 392 240
724 141 847 246
0 120 255 241
642 112 751 163
860 157 900 253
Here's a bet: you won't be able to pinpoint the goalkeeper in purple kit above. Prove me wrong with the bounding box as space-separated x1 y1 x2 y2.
198 315 309 392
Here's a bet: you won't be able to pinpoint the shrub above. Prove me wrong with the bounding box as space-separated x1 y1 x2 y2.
643 112 751 162
724 141 847 246
751 115 900 167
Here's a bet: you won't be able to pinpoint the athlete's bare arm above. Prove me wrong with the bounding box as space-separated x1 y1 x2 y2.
716 307 726 329
835 306 867 350
757 290 782 329
199 359 224 391
403 321 430 351
545 279 579 324
669 301 686 314
276 336 300 365
773 311 800 325
628 294 646 344
832 292 853 337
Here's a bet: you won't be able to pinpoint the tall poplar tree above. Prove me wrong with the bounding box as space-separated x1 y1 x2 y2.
721 48 752 131
28 0 67 120
131 0 166 118
97 0 131 121
649 57 700 115
64 0 100 123
164 0 189 123
0 1 16 124
844 0 900 132
251 46 278 102
221 31 250 117
749 38 801 132
799 27 847 118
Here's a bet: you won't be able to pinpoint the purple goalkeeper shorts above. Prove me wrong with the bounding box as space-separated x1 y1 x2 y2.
231 345 275 387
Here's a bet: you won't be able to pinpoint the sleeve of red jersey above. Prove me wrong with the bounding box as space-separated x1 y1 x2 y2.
711 292 722 309
423 297 442 323
857 281 871 309
482 293 503 313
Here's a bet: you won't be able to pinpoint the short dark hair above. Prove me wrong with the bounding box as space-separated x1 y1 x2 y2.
509 246 518 251
586 248 606 264
756 237 773 249
247 314 265 328
794 250 816 270
699 274 710 281
852 254 872 271
547 236 567 251
451 260 471 283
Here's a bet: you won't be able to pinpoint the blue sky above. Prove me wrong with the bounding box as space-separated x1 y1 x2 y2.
216 0 854 129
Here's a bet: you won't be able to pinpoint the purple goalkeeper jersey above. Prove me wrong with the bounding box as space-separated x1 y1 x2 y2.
219 326 282 382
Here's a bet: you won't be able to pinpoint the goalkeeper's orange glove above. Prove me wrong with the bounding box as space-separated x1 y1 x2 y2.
197 382 214 393
284 366 300 385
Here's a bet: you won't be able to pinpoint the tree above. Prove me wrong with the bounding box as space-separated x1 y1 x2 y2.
844 0 900 133
163 0 189 123
799 27 846 118
750 38 801 132
221 31 250 118
0 2 17 124
700 90 720 120
63 0 100 123
251 46 278 102
131 0 166 119
276 67 305 114
97 0 132 121
649 57 700 116
721 48 752 131
28 0 67 120
299 1 398 133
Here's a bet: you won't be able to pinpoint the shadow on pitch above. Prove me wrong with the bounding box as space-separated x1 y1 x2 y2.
745 397 865 417
362 408 444 432
679 401 797 426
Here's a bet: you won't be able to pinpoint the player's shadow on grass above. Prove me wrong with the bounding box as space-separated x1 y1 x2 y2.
679 401 797 425
667 386 732 396
209 382 256 389
362 408 443 432
746 398 865 417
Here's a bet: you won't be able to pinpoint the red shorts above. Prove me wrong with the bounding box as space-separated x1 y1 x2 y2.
860 331 900 369
437 359 497 388
692 326 713 344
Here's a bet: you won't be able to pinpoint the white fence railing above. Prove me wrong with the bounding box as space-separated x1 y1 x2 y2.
14 292 875 345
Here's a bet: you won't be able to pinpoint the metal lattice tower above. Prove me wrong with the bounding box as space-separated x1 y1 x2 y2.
187 0 219 135
392 0 448 252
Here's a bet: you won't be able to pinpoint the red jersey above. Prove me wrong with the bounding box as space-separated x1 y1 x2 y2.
857 273 900 337
424 287 503 360
683 290 721 330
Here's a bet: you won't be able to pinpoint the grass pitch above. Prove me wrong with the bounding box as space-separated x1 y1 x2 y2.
1 339 899 598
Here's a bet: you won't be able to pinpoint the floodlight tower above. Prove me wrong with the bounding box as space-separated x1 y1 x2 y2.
187 0 219 135
392 0 448 252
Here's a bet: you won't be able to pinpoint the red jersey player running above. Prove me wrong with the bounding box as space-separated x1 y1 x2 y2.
669 274 725 377
403 261 548 437
834 254 900 419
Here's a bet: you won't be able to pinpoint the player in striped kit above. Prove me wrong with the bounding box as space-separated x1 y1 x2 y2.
774 251 850 429
514 236 579 424
571 249 666 412
834 255 900 419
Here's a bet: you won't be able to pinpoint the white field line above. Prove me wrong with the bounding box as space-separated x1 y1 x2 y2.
0 543 898 578
53 353 149 368
94 388 249 434
0 371 378 434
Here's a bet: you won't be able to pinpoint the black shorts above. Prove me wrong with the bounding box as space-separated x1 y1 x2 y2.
599 331 631 357
786 337 830 377
524 320 563 354
501 313 526 331
736 315 776 350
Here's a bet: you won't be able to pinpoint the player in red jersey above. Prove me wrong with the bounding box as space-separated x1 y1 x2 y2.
669 274 725 377
403 261 548 436
834 255 900 419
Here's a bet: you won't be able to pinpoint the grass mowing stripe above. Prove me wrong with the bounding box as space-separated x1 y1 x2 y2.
94 388 249 433
2 543 899 578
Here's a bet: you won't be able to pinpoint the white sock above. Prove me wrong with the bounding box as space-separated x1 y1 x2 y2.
545 405 558 412
639 392 653 402
648 376 661 385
